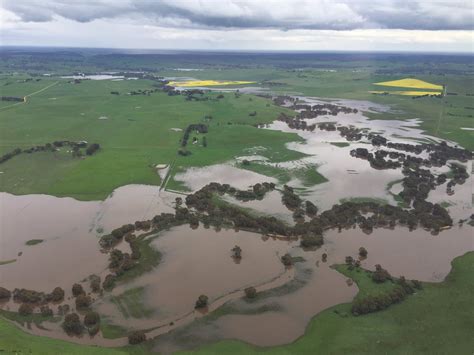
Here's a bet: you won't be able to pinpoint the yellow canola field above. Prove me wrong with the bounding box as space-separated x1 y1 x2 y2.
374 78 443 90
369 90 442 96
169 80 255 87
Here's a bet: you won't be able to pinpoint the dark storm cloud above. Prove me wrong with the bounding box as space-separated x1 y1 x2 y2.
2 0 473 30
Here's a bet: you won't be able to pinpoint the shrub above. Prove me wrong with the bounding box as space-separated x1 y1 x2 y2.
244 287 257 299
18 303 34 316
195 295 209 309
128 330 147 345
62 313 83 335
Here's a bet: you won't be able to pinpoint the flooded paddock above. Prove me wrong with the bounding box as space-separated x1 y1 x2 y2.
0 185 176 291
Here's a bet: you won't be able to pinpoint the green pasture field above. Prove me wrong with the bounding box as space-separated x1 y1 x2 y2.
0 77 300 200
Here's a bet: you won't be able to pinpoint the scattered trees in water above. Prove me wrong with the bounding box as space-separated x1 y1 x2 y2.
195 295 209 309
128 330 147 345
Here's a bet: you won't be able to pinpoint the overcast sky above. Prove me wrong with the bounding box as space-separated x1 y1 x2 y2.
1 0 473 52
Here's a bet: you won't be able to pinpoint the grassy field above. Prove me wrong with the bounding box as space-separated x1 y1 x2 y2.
183 251 474 354
0 77 300 200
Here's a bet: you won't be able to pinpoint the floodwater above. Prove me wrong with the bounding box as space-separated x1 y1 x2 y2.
174 164 277 191
0 185 176 292
94 226 296 336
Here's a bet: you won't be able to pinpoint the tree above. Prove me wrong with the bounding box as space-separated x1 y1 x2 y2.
103 274 116 290
321 253 328 262
84 311 100 327
89 275 101 293
50 287 65 302
0 287 11 301
72 283 84 297
40 305 53 317
231 245 242 259
244 287 257 299
18 303 34 316
62 313 83 335
128 330 146 345
86 143 100 156
359 247 368 258
281 253 293 266
195 295 209 309
75 294 91 309
372 264 391 283
345 256 354 265
305 201 318 216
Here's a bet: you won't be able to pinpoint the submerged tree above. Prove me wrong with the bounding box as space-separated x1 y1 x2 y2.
195 295 209 309
231 245 242 259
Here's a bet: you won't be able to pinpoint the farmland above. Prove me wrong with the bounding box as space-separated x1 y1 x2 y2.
0 49 472 354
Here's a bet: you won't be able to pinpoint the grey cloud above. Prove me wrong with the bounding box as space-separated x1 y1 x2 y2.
2 0 473 30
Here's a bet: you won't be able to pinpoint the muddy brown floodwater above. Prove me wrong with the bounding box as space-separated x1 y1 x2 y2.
0 185 176 293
